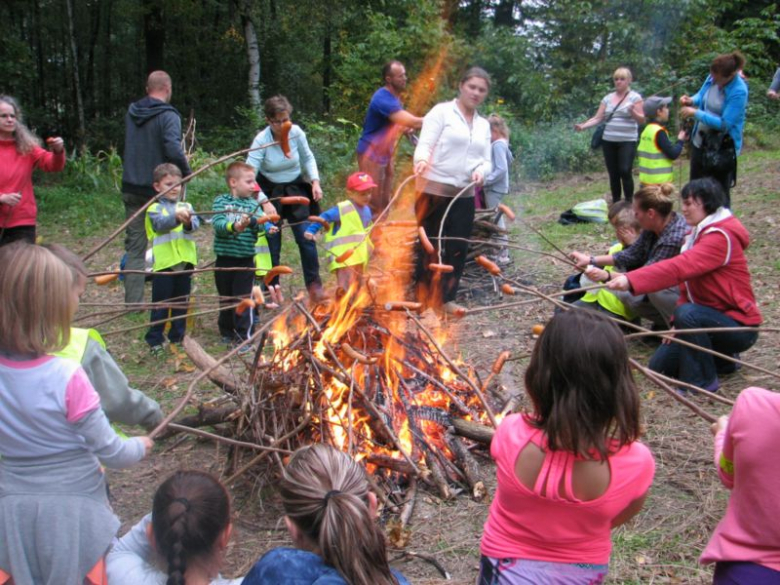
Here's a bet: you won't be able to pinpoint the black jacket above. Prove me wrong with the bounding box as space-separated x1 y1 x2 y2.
121 97 192 197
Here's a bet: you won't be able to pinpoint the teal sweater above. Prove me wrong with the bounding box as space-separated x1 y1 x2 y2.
211 193 266 258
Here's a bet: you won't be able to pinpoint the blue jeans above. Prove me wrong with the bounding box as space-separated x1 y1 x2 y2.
266 220 322 289
145 270 192 347
649 303 759 389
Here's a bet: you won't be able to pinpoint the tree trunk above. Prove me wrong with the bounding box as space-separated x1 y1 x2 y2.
239 0 261 111
143 0 165 72
322 20 331 113
64 0 86 150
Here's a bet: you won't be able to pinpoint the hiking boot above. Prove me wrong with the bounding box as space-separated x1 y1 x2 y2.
233 342 254 356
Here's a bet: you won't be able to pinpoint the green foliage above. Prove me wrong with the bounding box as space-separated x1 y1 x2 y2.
299 114 363 193
512 120 602 180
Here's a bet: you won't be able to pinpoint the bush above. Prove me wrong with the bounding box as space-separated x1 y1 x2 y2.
511 120 602 180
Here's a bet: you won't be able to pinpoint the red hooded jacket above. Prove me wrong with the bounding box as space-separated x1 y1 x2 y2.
627 213 761 326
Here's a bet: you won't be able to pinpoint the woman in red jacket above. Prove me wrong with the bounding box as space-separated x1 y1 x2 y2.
0 95 65 246
608 178 761 393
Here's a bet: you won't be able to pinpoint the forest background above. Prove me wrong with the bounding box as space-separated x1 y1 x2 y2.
3 0 780 185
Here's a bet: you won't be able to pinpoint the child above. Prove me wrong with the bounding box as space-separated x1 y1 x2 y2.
107 470 242 585
47 243 163 430
576 201 641 322
304 171 375 291
144 163 201 357
700 387 780 583
212 161 275 347
242 443 410 585
0 242 153 585
479 310 655 584
482 114 514 265
637 96 687 187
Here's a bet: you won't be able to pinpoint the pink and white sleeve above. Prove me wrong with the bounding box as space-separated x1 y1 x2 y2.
65 367 101 423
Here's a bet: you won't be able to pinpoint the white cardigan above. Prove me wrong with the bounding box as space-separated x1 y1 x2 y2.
414 100 491 188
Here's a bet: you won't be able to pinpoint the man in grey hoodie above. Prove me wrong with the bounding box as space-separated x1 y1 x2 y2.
121 71 192 305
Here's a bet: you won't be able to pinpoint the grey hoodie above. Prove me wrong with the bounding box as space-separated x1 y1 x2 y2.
121 96 192 197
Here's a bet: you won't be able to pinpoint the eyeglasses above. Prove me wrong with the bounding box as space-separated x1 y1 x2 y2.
269 117 290 126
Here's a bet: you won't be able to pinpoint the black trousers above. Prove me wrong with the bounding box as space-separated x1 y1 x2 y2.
689 145 734 208
145 269 192 346
214 256 255 341
414 192 475 304
0 225 36 247
602 140 637 202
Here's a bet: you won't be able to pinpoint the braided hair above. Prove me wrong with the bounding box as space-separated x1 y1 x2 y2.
152 470 231 585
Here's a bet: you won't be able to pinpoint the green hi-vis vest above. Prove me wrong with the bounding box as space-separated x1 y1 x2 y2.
572 198 608 223
254 230 272 277
581 242 637 320
638 123 674 185
323 201 371 272
53 327 106 363
145 202 198 271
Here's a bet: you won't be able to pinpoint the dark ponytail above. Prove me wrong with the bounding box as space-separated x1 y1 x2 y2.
152 471 231 585
711 51 746 78
280 444 398 585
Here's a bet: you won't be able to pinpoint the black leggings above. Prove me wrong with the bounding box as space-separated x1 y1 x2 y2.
689 145 734 208
602 140 637 202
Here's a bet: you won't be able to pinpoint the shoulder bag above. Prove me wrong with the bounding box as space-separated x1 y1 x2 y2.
591 92 629 150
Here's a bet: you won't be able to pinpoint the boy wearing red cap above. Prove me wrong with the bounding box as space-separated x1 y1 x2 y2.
305 171 376 291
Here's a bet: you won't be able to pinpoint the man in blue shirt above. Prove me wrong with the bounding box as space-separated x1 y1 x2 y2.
356 60 423 218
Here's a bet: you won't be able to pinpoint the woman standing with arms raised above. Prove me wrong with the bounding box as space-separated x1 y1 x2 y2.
0 95 65 246
413 67 492 314
575 68 645 203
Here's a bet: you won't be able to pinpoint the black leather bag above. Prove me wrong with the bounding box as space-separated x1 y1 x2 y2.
701 131 737 175
591 124 606 149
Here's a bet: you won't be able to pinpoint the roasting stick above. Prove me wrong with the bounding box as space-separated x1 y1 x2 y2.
83 124 292 262
405 310 498 427
100 302 241 338
464 282 608 315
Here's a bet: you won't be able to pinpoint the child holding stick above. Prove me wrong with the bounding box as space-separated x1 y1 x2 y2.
479 310 655 584
0 243 152 585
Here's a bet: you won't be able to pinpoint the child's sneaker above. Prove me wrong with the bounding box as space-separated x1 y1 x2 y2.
233 342 254 356
150 345 165 359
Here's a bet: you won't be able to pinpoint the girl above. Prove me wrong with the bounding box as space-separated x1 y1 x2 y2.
242 443 410 585
479 310 655 584
482 114 514 265
700 387 780 584
0 243 152 585
107 470 242 585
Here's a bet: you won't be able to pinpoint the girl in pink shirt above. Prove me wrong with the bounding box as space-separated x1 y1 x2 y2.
480 310 655 584
700 387 780 584
0 243 153 585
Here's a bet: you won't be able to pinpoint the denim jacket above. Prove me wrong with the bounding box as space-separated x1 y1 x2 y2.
691 74 748 155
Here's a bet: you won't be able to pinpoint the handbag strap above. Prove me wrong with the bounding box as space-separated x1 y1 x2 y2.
604 92 630 123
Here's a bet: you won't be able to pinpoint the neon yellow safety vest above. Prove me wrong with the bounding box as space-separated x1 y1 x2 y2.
53 327 106 362
145 202 198 271
323 201 372 272
580 242 636 320
255 230 272 277
637 123 674 185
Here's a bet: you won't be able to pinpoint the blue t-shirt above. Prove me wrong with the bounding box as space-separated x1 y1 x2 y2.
241 548 410 585
356 87 403 164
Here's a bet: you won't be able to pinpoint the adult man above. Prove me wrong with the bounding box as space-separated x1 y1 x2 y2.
356 60 423 218
121 71 192 305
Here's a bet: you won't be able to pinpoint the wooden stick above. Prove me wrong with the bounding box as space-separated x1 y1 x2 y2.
166 423 293 454
625 326 776 338
631 363 735 406
465 283 608 314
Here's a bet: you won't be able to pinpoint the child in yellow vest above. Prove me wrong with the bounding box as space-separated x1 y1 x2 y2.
304 171 376 291
637 96 687 186
144 163 200 357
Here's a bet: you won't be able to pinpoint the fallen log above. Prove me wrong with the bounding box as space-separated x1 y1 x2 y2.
451 417 495 444
182 335 242 394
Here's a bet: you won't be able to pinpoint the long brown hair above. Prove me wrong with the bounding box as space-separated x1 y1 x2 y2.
152 470 231 585
280 444 398 585
0 95 41 155
524 310 641 459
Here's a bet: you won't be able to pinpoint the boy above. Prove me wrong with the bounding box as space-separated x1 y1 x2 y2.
47 244 164 431
304 171 375 291
637 96 687 186
212 161 276 347
576 201 641 322
144 163 200 357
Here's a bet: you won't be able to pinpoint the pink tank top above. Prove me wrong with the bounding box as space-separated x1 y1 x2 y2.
481 414 655 565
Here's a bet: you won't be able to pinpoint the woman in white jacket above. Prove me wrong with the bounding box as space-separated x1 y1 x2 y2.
413 67 492 314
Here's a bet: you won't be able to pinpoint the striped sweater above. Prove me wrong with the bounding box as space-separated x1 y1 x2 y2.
212 193 265 258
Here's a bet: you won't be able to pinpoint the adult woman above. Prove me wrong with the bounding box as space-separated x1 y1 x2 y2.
246 95 324 301
680 52 748 208
242 444 410 585
0 95 65 246
608 178 761 392
107 470 241 584
413 67 492 314
570 183 687 328
575 68 644 202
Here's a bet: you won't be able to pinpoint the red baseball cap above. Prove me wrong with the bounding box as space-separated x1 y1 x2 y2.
346 171 377 192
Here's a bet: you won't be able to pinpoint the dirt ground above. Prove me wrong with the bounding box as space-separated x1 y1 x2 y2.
65 150 779 584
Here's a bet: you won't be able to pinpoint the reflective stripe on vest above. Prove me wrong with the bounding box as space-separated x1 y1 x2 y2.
580 242 636 320
53 327 106 363
145 203 198 271
638 123 674 184
323 201 371 272
254 231 272 276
